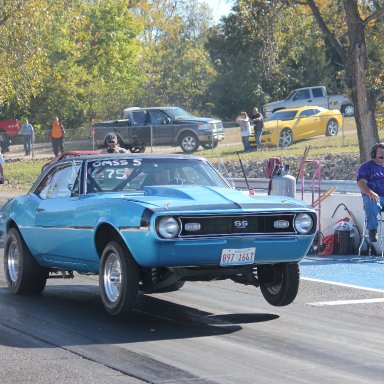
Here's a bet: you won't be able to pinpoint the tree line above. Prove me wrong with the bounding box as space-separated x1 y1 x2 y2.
1 0 383 160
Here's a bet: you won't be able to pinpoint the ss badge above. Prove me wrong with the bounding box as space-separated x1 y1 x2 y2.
234 220 248 229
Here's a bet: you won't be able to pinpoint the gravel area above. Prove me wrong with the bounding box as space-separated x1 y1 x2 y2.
217 153 360 181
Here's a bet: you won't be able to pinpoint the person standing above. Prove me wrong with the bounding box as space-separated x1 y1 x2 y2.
356 143 384 242
19 118 35 156
50 117 65 156
251 107 264 150
0 149 4 184
236 112 252 152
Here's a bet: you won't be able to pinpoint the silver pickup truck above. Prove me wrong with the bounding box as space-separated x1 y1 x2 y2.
263 86 354 117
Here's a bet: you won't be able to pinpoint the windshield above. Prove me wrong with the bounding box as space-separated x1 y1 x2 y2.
266 110 298 121
285 91 295 100
164 108 195 120
86 157 230 193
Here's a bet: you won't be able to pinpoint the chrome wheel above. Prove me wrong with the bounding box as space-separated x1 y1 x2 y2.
279 129 293 147
342 104 354 117
99 240 140 316
180 133 199 153
103 252 122 303
7 240 20 283
4 228 48 294
326 119 339 136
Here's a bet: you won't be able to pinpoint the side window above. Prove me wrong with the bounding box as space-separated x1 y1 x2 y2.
148 111 169 125
293 89 311 100
312 88 324 98
36 163 81 199
299 109 315 117
131 111 147 126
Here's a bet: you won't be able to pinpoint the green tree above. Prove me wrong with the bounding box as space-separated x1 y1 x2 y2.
30 0 143 129
133 0 217 114
206 1 338 119
295 0 384 161
0 0 65 116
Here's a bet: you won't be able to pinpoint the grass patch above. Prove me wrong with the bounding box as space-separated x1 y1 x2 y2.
3 160 46 192
0 117 362 193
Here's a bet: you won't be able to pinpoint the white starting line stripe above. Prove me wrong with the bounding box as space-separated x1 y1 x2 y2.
302 277 384 293
307 298 384 307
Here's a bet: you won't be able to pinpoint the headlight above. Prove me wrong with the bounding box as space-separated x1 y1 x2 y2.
157 216 180 239
294 213 314 234
197 123 210 130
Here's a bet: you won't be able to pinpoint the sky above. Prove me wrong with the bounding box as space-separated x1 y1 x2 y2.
201 0 233 22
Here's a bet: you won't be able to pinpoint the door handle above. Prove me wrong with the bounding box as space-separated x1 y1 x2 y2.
36 208 45 212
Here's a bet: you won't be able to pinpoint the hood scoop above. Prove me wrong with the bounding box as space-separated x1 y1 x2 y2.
143 186 196 200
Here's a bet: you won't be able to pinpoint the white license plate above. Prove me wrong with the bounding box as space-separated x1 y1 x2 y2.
220 248 255 266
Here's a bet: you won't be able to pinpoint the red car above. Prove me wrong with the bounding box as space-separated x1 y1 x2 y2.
42 150 102 172
0 119 19 152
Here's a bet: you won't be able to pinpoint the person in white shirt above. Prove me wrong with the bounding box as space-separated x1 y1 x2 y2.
236 112 252 152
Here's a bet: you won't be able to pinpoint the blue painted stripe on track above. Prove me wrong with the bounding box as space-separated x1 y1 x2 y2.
300 255 384 291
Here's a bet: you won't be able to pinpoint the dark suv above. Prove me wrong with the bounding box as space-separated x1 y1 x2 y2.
92 107 225 153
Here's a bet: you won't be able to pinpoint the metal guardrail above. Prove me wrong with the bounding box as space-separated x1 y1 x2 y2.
232 178 359 194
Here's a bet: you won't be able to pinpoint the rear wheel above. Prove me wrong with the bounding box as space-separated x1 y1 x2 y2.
341 103 354 117
201 141 219 150
179 132 199 153
4 228 48 294
279 129 293 147
325 118 339 136
99 241 140 316
129 146 146 153
259 262 300 306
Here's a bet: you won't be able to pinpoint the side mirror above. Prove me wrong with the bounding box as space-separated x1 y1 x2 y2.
164 117 171 124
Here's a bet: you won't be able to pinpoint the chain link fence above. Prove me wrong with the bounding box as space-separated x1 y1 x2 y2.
4 111 384 158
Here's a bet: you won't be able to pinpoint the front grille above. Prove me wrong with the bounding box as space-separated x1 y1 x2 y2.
210 122 224 133
178 213 297 238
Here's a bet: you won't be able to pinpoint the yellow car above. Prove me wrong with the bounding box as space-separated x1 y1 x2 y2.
250 106 342 147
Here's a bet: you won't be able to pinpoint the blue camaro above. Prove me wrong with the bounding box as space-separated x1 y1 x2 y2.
0 154 316 316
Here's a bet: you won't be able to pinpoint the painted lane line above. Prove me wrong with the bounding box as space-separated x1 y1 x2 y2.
307 298 384 307
301 277 384 293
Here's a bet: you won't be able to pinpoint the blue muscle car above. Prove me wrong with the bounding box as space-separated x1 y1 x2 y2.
0 154 316 316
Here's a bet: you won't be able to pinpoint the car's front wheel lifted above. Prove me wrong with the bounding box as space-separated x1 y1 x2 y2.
258 262 300 306
99 241 140 316
4 228 48 294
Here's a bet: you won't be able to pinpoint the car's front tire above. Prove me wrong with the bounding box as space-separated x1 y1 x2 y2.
99 241 140 316
179 132 199 153
4 228 48 294
258 262 300 306
279 129 293 147
325 118 339 136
